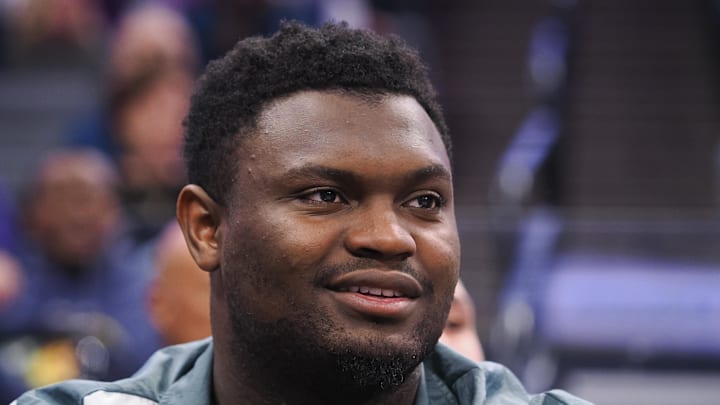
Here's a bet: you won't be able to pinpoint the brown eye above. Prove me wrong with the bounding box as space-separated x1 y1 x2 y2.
406 194 442 209
416 195 437 209
302 188 344 204
318 190 338 202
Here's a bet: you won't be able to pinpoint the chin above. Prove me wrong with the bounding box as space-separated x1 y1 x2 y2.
225 287 449 399
338 328 426 352
322 329 438 398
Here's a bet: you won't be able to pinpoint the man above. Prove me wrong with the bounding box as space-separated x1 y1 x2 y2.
13 22 591 404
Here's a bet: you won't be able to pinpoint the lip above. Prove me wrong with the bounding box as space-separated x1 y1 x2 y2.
326 270 422 320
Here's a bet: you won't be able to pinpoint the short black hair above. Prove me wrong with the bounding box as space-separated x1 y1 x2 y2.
184 20 450 204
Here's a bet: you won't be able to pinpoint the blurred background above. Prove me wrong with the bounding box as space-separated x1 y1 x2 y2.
0 0 719 404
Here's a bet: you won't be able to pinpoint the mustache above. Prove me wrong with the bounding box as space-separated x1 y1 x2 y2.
313 258 434 294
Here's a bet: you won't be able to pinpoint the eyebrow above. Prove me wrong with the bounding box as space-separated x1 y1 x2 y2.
282 165 362 187
282 163 452 186
405 164 453 184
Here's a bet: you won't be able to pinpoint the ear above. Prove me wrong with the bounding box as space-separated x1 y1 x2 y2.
176 185 222 272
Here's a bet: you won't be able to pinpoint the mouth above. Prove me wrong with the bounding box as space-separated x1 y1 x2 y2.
326 270 422 320
337 286 407 298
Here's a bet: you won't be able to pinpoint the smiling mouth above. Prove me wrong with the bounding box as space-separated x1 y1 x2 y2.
325 270 422 320
327 270 422 299
336 286 406 298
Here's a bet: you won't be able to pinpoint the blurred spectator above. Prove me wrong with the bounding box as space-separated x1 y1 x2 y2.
21 149 120 270
0 0 106 68
147 221 211 346
106 2 199 88
111 63 192 243
0 251 21 309
0 153 21 318
0 149 158 402
439 279 485 363
67 3 198 243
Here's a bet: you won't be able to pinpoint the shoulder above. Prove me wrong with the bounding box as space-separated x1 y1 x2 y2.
422 344 593 405
12 339 214 405
10 380 156 405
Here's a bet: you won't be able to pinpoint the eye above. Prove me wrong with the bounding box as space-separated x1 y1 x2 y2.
301 188 345 204
404 193 444 210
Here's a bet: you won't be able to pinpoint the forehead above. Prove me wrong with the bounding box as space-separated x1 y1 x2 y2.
37 157 115 194
241 91 450 176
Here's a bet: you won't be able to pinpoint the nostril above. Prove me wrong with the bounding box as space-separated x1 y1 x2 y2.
351 246 412 262
352 247 383 259
344 209 417 259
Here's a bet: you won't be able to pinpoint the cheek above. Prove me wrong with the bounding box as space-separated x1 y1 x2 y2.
418 228 461 287
264 215 340 272
222 211 335 296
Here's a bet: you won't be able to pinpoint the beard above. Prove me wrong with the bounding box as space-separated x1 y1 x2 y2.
222 260 453 404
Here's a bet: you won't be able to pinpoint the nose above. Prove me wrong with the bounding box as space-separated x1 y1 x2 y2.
344 204 416 261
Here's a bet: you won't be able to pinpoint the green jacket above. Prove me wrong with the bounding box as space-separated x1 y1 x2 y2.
13 338 592 404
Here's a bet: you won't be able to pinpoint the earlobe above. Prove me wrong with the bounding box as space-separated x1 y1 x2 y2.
176 185 222 272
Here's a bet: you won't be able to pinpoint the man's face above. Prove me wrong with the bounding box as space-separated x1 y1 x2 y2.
115 70 190 189
30 158 119 269
215 90 460 394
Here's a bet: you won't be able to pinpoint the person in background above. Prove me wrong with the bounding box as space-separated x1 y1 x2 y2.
439 279 485 362
108 3 198 243
0 252 21 310
13 22 590 405
147 221 211 346
0 149 158 403
0 0 106 68
0 181 21 309
107 2 199 87
67 3 199 244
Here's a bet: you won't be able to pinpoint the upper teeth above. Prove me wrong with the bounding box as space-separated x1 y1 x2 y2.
344 286 404 297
